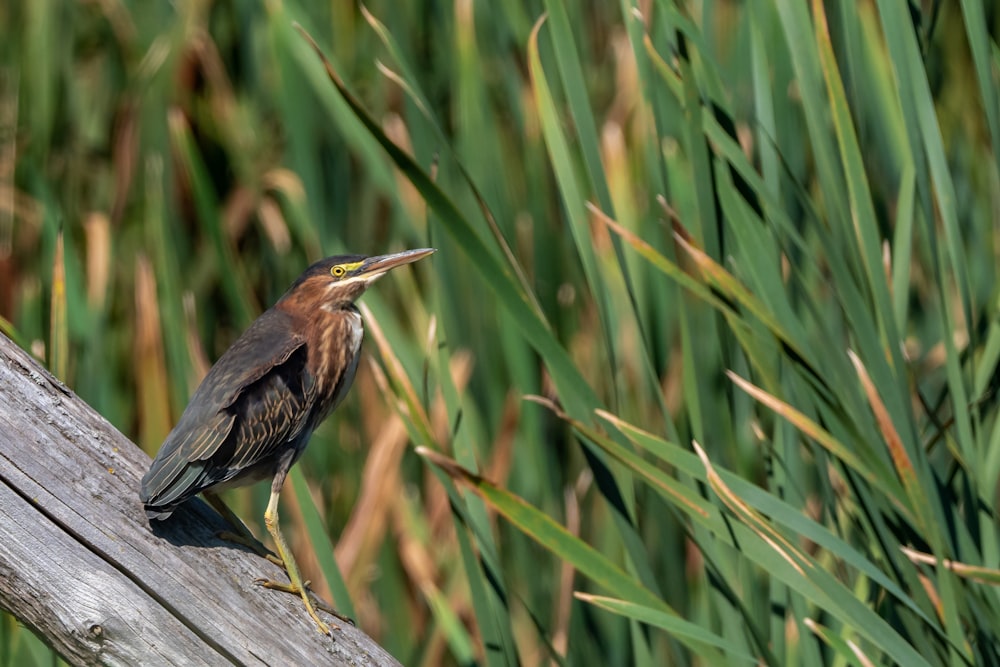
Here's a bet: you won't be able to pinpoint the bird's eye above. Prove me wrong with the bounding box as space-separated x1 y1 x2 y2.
331 266 346 278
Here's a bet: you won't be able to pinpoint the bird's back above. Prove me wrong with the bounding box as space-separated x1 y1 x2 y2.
140 307 312 518
140 302 365 519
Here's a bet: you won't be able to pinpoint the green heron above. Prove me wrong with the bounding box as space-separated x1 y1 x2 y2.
140 248 435 635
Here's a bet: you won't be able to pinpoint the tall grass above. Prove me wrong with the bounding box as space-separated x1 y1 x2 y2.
3 1 1000 665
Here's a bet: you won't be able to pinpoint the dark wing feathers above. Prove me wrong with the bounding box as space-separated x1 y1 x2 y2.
223 348 312 471
139 413 234 510
140 308 314 514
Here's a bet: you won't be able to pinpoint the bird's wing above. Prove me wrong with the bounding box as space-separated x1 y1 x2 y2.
140 308 313 512
219 343 314 472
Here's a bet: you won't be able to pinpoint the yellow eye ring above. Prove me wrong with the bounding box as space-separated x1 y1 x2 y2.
331 266 346 278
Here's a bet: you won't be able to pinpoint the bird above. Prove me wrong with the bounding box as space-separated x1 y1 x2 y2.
139 248 435 635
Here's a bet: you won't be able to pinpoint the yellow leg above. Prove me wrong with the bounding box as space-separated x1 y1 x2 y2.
256 487 336 635
204 491 284 568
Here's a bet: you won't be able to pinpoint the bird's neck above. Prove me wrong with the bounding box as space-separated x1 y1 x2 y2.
307 304 364 409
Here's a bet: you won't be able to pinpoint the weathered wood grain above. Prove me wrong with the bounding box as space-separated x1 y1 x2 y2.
0 333 401 666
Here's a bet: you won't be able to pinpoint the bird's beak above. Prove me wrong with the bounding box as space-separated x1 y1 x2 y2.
357 248 436 281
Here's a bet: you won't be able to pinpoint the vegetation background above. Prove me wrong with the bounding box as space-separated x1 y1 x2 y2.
3 0 1000 665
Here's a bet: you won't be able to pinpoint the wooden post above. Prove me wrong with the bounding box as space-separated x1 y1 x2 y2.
0 333 400 666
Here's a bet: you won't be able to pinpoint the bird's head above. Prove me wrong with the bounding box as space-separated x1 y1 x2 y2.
280 248 436 311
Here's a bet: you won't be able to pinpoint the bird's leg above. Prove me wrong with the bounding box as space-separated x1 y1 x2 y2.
209 490 350 623
203 491 284 569
256 484 336 635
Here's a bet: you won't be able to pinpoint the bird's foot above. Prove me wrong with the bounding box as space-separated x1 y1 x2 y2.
254 577 354 628
216 530 285 568
203 492 285 567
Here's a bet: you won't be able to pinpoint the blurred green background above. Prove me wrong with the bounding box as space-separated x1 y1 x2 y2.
4 0 1000 665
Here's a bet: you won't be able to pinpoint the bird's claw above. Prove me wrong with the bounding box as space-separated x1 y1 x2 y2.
254 578 354 626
